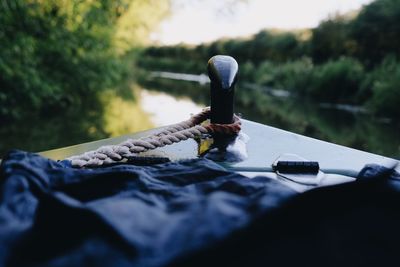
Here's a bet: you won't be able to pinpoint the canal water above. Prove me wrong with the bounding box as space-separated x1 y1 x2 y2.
138 73 400 159
1 73 399 159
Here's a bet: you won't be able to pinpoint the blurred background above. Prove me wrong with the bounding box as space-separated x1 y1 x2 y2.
0 0 399 158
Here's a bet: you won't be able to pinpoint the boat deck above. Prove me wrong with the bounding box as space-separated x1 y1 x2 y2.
41 119 399 173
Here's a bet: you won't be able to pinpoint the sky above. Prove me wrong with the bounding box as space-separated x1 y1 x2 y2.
151 0 373 45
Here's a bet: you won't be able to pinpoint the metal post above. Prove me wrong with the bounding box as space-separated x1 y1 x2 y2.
207 55 238 124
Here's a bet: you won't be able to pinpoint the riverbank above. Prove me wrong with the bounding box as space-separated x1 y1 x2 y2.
138 73 400 158
2 76 398 159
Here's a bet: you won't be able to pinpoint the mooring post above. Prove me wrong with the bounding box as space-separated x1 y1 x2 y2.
207 55 238 124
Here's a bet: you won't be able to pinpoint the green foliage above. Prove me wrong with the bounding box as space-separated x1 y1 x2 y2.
276 59 314 92
254 58 314 93
248 30 303 64
311 15 356 63
310 0 400 66
142 29 308 70
365 57 400 117
137 55 204 73
115 0 171 51
6 0 396 155
0 0 122 119
0 0 170 120
307 57 365 103
239 61 256 82
251 57 366 104
351 0 400 66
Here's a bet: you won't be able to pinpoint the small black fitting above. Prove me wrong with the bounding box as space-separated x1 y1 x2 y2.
274 161 320 174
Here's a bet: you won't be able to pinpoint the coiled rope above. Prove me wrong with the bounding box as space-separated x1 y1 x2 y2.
67 107 241 168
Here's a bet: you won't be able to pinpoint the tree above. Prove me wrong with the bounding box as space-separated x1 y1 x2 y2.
364 57 400 117
311 14 356 64
0 0 171 119
351 0 400 66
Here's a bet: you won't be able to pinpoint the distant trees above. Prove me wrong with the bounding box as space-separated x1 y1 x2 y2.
310 15 356 63
307 57 365 103
311 0 400 66
141 30 306 67
2 0 398 120
364 57 400 117
351 0 400 66
139 0 400 118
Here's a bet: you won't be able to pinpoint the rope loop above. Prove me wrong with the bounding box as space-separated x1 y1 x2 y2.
67 107 241 168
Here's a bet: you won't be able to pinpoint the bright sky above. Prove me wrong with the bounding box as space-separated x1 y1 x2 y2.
151 0 373 45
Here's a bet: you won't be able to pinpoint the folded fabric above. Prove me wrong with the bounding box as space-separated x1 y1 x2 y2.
171 163 400 267
0 150 296 267
1 150 399 267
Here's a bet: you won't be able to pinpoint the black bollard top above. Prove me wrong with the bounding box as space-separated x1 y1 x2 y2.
207 55 239 124
208 55 238 90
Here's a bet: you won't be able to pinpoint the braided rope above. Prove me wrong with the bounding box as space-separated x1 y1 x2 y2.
67 108 241 168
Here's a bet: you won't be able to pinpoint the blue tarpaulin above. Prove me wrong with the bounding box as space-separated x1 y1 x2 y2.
0 150 399 267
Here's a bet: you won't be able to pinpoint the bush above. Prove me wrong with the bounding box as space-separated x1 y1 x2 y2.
351 0 400 67
253 61 275 86
272 58 314 93
306 57 364 103
239 61 256 82
254 58 313 93
311 15 355 64
365 57 400 118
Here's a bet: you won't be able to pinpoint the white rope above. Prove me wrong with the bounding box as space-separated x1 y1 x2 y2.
67 108 241 168
67 111 210 168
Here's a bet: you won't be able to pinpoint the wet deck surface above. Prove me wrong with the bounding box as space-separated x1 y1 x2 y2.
41 119 399 173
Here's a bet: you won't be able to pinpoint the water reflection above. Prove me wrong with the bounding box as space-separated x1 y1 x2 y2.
101 90 153 136
0 101 109 155
0 84 202 156
138 74 400 159
1 75 399 159
140 90 204 125
0 87 154 156
150 71 210 85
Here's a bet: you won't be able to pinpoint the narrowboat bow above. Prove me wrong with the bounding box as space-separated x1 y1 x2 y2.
2 56 400 267
39 55 399 192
